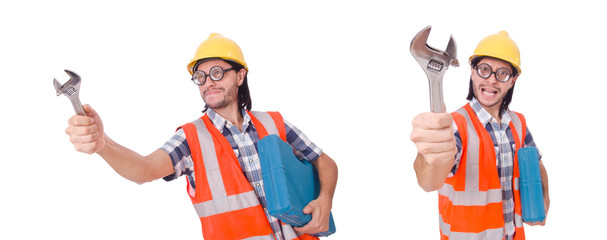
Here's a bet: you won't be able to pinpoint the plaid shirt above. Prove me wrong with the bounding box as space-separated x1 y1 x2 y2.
452 98 541 240
161 109 322 240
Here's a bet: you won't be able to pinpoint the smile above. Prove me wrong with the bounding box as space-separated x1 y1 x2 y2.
481 88 498 96
204 88 223 97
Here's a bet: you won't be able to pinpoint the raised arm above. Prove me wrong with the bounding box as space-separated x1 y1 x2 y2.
66 105 175 184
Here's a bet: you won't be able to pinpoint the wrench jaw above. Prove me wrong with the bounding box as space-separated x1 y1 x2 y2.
410 26 432 58
446 36 459 67
64 69 81 86
53 69 86 116
53 78 63 96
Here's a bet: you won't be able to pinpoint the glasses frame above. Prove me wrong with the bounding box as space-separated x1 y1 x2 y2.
191 66 234 85
475 63 512 83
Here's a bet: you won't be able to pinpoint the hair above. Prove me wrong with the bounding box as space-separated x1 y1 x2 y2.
193 58 252 113
467 56 519 113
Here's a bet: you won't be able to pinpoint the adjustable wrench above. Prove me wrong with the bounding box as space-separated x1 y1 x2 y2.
410 26 459 113
53 69 86 116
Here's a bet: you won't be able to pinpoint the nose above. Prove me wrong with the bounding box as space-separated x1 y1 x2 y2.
484 72 499 84
202 77 217 88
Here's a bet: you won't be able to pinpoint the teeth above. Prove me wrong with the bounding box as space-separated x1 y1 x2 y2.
482 89 496 96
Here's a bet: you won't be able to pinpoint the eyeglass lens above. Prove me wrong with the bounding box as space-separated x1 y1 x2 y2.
209 66 225 80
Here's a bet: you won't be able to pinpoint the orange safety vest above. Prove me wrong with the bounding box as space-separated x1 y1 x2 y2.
439 104 527 240
179 111 318 240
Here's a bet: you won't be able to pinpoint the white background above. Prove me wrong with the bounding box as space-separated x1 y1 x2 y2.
1 0 605 239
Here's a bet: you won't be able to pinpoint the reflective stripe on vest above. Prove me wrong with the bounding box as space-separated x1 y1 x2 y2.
508 111 527 237
180 111 316 240
440 104 527 240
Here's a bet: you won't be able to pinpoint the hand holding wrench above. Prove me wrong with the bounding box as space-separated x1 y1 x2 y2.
53 69 86 116
410 26 459 113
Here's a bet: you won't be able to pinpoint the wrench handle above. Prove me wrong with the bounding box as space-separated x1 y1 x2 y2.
429 78 446 113
70 97 86 116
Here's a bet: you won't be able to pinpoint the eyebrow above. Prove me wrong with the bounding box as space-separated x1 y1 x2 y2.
480 62 512 71
196 65 231 71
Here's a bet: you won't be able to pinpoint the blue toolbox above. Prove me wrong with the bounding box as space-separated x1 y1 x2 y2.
257 134 336 237
517 147 546 223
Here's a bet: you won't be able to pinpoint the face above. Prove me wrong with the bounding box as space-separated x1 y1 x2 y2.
471 57 518 112
196 59 245 110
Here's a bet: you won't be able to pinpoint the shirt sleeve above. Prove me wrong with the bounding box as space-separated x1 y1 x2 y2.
523 126 542 160
284 119 323 162
159 128 194 181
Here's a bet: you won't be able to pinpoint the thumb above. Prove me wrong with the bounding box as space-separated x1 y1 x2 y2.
302 205 312 214
83 104 97 117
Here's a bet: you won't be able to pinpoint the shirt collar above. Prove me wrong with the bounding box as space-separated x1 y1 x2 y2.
206 108 251 131
469 97 511 127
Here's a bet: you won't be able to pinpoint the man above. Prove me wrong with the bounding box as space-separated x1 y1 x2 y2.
65 33 338 240
410 31 549 240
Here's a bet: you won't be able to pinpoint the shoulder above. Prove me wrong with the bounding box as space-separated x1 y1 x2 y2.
178 116 206 128
174 116 208 144
249 110 285 125
506 110 527 130
507 110 525 120
250 110 282 117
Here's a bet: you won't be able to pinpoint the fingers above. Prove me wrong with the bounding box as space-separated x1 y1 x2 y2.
68 130 101 144
66 121 99 136
293 201 330 234
525 220 546 226
411 112 457 166
411 113 454 142
68 114 94 126
65 104 105 154
66 116 100 144
412 112 454 130
411 127 455 143
66 125 103 154
414 134 456 150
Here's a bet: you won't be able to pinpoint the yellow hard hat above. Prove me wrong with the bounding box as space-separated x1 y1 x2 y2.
470 31 521 74
187 33 248 75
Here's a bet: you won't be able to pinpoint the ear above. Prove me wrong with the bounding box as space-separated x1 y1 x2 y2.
236 69 246 86
470 64 478 79
509 75 519 88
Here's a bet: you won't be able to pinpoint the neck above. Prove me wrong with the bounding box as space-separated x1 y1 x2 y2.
212 103 244 131
472 97 503 123
483 104 502 122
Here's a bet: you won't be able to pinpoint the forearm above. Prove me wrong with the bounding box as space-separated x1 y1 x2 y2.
294 152 337 234
97 135 173 184
539 160 550 212
66 105 174 184
413 153 454 192
313 153 338 203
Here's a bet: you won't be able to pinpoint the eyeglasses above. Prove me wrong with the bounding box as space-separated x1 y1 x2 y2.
475 63 512 82
191 66 234 85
